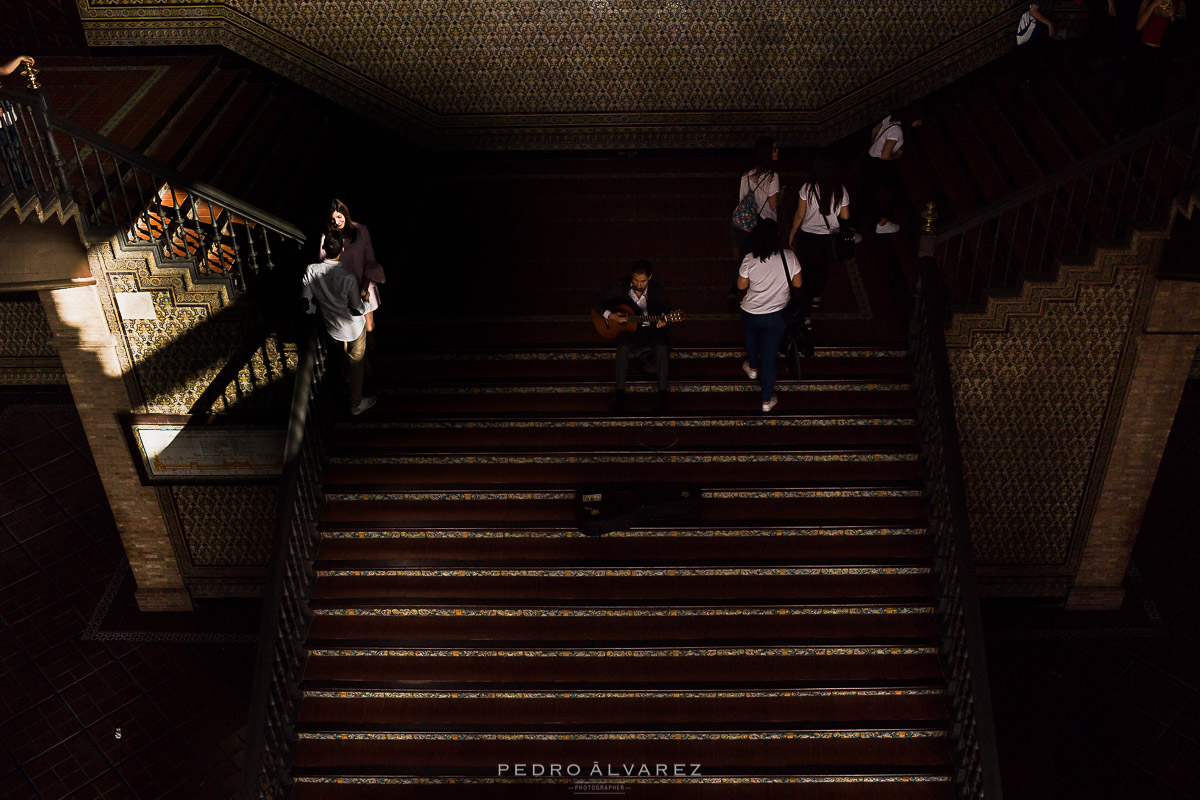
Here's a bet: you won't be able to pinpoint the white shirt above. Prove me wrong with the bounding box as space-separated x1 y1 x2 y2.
301 259 369 342
797 183 850 235
738 169 780 221
869 116 904 159
627 288 650 325
739 249 798 315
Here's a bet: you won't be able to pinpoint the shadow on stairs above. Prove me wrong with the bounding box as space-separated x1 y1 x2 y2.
290 341 955 798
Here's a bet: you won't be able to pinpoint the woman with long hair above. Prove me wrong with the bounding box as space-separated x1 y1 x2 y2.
737 219 802 413
729 136 781 299
788 156 851 320
320 198 386 332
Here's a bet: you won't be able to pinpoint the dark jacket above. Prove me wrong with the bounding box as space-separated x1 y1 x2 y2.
591 277 672 318
590 277 673 345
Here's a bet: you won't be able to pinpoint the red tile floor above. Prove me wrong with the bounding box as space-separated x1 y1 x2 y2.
0 389 255 800
983 381 1200 799
2 380 1199 799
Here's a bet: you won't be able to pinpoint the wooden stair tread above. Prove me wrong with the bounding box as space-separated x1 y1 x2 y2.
314 534 931 563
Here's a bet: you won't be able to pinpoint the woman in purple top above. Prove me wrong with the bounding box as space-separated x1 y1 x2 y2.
320 198 386 332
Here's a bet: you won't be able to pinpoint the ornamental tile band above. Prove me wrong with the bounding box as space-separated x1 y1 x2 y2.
341 417 915 430
307 646 937 658
321 527 927 539
703 489 923 499
395 349 908 362
299 730 945 741
317 567 929 578
303 688 945 699
332 453 918 465
381 382 912 395
326 491 576 501
324 489 922 501
313 606 934 618
295 776 952 785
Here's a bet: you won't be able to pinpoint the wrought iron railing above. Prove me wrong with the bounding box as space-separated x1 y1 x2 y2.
240 321 334 799
1 81 305 292
909 252 1004 800
932 107 1200 313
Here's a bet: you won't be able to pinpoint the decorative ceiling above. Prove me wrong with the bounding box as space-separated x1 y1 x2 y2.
77 1 1021 149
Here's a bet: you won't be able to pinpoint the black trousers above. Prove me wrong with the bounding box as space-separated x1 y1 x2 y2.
794 230 833 303
615 328 669 391
863 157 908 223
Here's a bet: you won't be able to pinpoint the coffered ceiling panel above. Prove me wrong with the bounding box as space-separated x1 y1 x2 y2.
78 1 1020 149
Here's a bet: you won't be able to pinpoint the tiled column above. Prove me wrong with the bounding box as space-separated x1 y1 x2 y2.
39 284 191 611
1068 278 1200 609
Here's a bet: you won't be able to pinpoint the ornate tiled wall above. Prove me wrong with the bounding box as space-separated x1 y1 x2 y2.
0 298 66 385
77 0 1019 149
945 239 1159 596
170 482 274 582
91 239 295 596
93 243 296 414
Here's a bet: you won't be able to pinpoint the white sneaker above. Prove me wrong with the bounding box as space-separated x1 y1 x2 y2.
875 221 900 234
351 396 377 415
742 360 758 380
762 395 778 413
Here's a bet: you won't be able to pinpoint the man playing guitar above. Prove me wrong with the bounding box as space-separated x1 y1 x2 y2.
590 260 674 414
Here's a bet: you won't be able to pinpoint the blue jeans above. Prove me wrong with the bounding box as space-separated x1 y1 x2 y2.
741 308 788 403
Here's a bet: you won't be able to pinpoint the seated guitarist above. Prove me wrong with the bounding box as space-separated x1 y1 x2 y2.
590 260 672 414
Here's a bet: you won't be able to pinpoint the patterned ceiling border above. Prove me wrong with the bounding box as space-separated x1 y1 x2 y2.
76 1 1028 150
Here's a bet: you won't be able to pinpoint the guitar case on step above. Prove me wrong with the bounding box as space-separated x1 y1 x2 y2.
574 484 701 537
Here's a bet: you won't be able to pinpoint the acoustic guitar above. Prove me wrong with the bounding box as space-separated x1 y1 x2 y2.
591 304 685 340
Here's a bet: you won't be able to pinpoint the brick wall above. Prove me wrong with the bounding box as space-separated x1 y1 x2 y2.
1068 279 1200 609
39 283 191 611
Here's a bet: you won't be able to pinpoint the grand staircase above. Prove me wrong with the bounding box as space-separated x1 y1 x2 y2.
281 340 957 798
18 38 1193 798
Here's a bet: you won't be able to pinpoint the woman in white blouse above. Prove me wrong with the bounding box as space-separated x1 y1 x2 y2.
788 157 851 321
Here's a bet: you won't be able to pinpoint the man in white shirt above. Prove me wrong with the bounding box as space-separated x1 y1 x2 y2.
301 228 376 415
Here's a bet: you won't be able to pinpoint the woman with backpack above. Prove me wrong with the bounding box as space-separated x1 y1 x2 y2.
731 137 781 288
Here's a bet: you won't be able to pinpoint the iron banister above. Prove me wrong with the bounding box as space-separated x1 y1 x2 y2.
911 254 1004 799
936 105 1200 241
0 86 305 242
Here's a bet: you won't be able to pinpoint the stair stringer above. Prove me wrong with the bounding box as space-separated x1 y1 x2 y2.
945 189 1200 349
944 227 1166 350
0 191 81 230
941 226 1168 596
